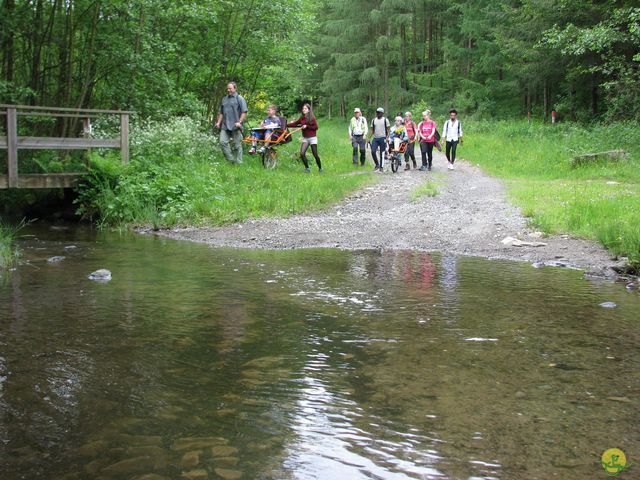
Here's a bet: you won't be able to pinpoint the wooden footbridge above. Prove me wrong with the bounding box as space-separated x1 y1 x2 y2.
0 104 131 189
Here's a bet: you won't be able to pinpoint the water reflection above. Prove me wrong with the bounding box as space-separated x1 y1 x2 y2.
0 227 638 479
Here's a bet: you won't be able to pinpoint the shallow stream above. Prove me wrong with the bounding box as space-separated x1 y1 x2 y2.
1 226 638 479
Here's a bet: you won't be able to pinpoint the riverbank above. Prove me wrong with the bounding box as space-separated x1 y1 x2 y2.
152 151 622 277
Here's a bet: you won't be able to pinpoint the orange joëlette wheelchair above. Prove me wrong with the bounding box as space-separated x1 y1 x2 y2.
242 117 300 169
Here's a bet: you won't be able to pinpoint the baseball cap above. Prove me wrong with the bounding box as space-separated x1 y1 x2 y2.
354 108 361 113
376 107 384 113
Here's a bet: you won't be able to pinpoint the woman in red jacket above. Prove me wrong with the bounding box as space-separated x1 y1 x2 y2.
288 103 322 173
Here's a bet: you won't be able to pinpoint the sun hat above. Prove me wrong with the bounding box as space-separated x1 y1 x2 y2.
354 107 361 113
376 107 384 113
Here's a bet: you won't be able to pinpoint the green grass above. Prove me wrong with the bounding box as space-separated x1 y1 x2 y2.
460 120 640 265
0 219 24 269
411 173 443 200
78 117 376 228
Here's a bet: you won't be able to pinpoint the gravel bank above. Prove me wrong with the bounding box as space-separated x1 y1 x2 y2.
153 151 621 277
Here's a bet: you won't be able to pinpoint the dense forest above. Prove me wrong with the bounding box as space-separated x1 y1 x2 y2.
1 0 639 123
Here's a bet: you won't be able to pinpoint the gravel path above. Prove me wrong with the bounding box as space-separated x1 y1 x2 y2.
154 150 620 276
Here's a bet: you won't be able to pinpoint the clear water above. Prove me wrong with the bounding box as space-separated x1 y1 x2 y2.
0 226 638 480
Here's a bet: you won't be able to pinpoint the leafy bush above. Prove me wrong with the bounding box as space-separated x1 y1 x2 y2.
76 117 220 227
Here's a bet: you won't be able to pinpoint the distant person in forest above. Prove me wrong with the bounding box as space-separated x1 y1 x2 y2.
348 107 368 166
417 110 437 171
215 82 248 164
248 105 283 155
443 108 463 170
288 103 322 173
369 107 390 173
403 111 418 170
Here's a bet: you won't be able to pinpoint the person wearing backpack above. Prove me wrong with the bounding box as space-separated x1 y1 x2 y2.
369 107 390 173
442 109 463 170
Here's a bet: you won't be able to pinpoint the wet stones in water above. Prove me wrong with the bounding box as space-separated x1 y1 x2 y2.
211 446 239 457
171 437 229 451
599 301 617 308
47 256 65 263
126 446 169 465
88 269 112 281
180 450 202 468
209 456 239 467
180 469 208 479
76 440 108 458
116 434 163 446
214 468 243 480
101 456 160 476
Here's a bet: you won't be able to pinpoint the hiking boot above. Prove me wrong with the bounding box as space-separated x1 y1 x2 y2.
419 166 428 171
304 167 311 173
412 161 418 169
249 147 256 155
404 164 410 171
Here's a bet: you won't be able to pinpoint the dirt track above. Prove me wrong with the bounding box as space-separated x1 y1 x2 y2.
153 150 621 277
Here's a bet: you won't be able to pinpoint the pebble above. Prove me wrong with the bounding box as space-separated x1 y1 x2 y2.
88 269 112 281
180 470 208 480
515 391 527 399
607 396 631 403
171 437 228 451
101 456 156 475
599 301 617 308
211 446 239 457
180 451 201 468
47 256 65 263
214 468 243 480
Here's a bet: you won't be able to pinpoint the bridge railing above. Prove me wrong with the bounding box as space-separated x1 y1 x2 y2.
0 104 133 189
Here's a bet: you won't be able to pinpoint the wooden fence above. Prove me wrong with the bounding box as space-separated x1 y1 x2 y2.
0 104 132 189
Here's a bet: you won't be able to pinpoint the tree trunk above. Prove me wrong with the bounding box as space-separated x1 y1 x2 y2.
2 0 15 84
29 0 44 104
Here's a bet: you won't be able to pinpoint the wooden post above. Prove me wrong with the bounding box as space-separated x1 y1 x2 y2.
120 113 129 164
7 106 18 188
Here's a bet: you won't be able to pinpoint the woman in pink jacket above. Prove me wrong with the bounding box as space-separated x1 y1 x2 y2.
417 110 437 171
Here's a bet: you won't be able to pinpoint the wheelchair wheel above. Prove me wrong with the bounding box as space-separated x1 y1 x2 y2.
262 148 278 169
391 153 400 173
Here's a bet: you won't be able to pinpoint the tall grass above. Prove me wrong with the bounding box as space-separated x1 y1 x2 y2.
0 219 24 269
77 117 375 228
460 120 640 265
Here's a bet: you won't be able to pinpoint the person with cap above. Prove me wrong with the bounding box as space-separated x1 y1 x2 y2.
369 107 390 172
214 81 248 164
348 108 368 166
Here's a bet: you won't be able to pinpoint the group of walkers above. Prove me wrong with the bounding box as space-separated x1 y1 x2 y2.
349 107 463 172
215 82 322 173
215 81 463 173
